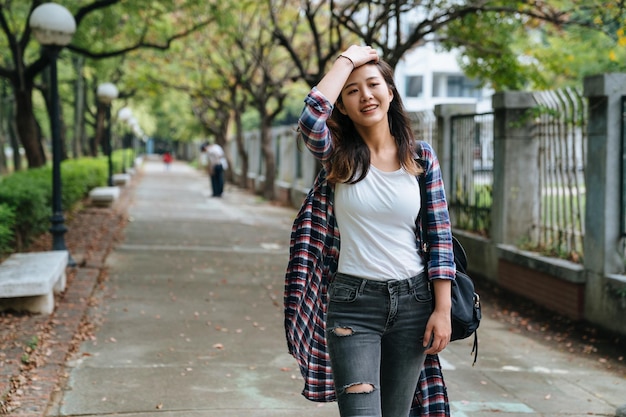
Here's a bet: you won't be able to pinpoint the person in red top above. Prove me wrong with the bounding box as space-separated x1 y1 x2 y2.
162 151 173 170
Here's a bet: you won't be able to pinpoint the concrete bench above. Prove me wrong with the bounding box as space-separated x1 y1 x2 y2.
112 173 131 186
89 186 120 207
0 251 69 314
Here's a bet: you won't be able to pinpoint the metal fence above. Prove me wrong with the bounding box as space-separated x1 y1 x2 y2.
449 112 494 236
408 90 588 261
532 88 587 261
409 110 436 144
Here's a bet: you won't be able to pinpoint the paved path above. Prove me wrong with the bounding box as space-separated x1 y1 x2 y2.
46 159 625 417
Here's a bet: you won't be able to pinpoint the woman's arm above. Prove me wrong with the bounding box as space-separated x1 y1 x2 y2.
420 142 455 354
422 143 455 281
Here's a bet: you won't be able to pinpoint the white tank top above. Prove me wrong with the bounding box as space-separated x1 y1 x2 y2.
335 165 424 281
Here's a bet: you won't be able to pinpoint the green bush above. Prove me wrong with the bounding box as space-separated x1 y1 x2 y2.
61 158 108 208
0 203 16 255
0 175 50 250
0 156 110 256
110 149 135 175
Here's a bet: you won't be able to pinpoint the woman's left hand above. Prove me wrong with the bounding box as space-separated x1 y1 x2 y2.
423 309 451 355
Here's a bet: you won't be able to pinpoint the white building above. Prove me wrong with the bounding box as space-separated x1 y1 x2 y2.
394 18 493 113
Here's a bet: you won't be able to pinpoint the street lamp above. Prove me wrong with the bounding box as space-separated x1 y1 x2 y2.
118 106 132 123
29 3 76 260
97 83 118 186
128 116 141 168
117 107 133 173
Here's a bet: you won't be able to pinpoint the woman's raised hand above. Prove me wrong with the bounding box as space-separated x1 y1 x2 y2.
339 45 379 68
316 45 380 103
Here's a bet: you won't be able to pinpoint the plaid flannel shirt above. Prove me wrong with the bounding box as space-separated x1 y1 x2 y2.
284 88 454 416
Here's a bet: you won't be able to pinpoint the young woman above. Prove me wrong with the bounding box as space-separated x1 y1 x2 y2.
285 45 455 416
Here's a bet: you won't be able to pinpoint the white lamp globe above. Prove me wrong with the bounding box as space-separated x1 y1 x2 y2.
118 107 133 122
29 3 76 47
97 83 119 104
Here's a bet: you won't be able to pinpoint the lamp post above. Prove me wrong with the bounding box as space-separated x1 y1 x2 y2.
29 3 76 259
128 117 139 166
97 83 118 186
117 107 133 173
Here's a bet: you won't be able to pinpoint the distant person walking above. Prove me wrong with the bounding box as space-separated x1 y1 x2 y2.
206 142 228 197
162 151 173 170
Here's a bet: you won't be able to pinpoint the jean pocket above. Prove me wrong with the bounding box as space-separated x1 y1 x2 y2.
328 281 359 303
412 282 433 303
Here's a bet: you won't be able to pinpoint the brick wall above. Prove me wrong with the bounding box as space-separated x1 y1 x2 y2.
498 259 585 320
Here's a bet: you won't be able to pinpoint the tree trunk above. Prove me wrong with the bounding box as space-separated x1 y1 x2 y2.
13 79 45 168
0 81 9 174
233 108 248 188
93 101 106 157
215 126 228 147
9 115 21 172
215 110 232 181
260 120 275 200
0 133 7 175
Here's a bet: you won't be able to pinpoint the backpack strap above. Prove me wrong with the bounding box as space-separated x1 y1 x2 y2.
416 141 429 256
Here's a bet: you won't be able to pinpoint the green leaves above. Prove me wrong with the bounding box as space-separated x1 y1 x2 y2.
1 0 624 166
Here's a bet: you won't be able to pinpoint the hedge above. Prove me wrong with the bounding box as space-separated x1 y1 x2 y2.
0 203 16 255
0 151 132 257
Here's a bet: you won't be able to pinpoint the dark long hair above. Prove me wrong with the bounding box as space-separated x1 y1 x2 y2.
325 59 420 184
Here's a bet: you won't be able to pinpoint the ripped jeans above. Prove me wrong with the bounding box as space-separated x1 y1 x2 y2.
326 272 432 417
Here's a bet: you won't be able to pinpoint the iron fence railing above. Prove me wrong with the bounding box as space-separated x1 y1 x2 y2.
449 112 494 236
409 110 436 145
532 88 587 262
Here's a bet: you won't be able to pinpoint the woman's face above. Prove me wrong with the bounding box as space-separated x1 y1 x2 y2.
337 64 393 128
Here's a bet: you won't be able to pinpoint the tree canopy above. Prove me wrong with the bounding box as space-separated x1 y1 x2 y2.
0 0 623 175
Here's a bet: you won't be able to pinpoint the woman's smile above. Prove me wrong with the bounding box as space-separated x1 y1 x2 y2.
361 104 379 113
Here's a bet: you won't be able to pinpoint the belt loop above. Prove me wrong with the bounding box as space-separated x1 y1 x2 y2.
358 278 367 294
407 273 418 292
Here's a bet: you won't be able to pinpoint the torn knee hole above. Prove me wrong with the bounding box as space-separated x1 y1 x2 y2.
345 383 375 394
331 326 353 336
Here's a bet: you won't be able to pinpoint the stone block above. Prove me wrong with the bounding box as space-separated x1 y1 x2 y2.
89 186 120 207
112 173 131 186
0 251 69 314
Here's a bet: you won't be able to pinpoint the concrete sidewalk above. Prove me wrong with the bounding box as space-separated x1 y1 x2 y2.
46 160 624 417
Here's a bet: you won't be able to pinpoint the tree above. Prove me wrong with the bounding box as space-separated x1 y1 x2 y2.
0 0 214 169
441 1 626 90
270 0 352 87
142 0 299 198
124 6 250 185
269 0 617 90
190 48 252 188
231 1 300 200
